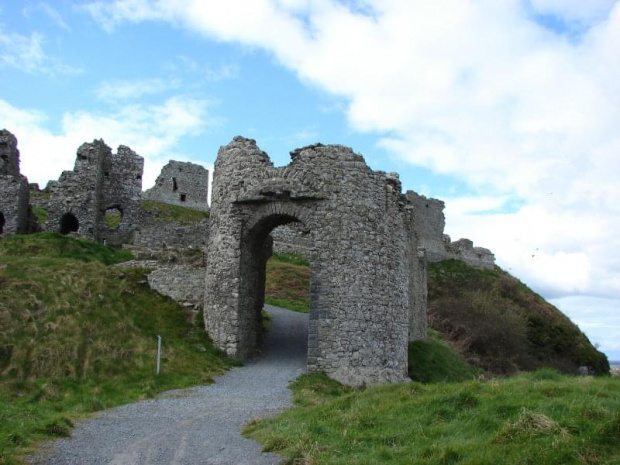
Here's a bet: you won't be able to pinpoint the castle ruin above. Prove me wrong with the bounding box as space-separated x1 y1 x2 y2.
205 137 426 386
143 160 209 212
0 130 30 238
3 129 498 387
45 140 143 246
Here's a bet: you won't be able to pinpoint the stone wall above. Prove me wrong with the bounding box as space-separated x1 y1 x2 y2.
406 190 495 269
271 223 312 256
133 212 209 249
205 137 424 386
45 140 143 246
0 130 29 237
143 160 209 211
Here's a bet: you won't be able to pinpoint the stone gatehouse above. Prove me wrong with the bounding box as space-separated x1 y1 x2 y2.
205 137 426 386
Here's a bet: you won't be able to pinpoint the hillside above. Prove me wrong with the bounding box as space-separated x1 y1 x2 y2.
0 233 234 464
265 255 609 376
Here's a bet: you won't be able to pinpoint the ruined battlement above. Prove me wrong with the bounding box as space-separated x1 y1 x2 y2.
406 190 495 269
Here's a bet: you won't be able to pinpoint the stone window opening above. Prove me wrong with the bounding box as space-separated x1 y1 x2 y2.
60 213 79 235
0 211 5 234
180 193 187 202
103 207 122 229
172 177 178 192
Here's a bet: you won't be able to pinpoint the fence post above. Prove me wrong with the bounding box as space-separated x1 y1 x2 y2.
156 335 162 375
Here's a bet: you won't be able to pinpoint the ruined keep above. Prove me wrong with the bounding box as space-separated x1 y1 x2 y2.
45 140 144 246
143 160 209 211
205 137 426 386
0 129 29 237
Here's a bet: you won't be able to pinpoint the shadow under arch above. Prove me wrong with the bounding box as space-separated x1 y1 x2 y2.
60 212 79 235
0 211 5 235
237 210 314 360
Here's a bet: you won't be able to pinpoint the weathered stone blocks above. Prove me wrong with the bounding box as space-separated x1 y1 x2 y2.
205 137 426 386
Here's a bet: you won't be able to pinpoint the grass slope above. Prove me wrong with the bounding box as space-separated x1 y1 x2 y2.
264 253 310 313
245 371 620 464
0 233 233 464
428 260 609 375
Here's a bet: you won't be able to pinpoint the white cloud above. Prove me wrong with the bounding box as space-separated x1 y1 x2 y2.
0 26 81 75
81 0 620 358
0 96 217 190
95 78 178 102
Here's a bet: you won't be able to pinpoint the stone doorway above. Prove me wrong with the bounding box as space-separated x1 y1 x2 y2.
0 211 4 235
60 213 79 235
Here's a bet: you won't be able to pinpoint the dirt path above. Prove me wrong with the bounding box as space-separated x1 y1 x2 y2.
30 306 308 465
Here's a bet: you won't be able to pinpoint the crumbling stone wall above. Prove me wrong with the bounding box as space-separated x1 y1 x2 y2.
205 137 425 386
0 130 29 237
406 190 495 269
45 140 143 245
143 161 209 211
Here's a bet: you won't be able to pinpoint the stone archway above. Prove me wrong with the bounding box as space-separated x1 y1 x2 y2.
0 211 4 235
60 213 79 235
204 137 425 386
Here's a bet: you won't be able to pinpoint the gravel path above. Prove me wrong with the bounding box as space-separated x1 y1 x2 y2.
30 305 308 465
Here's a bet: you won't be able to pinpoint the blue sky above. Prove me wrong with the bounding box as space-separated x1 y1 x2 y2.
1 0 619 361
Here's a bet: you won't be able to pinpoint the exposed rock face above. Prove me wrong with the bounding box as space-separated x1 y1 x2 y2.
143 160 209 211
205 137 427 386
0 129 29 237
45 140 144 246
406 191 495 269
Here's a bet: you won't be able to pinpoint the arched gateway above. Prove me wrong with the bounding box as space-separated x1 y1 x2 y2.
204 137 427 386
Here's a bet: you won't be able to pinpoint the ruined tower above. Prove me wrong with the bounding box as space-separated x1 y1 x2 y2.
45 140 144 245
204 137 427 387
0 129 29 237
143 160 209 211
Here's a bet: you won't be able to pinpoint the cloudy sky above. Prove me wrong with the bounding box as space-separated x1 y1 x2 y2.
1 0 619 360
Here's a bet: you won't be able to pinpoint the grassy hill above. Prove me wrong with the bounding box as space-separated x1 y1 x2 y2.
0 233 234 464
264 255 609 376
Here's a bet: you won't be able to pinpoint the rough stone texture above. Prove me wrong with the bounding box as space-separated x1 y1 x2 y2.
406 190 495 269
45 140 144 246
143 160 209 211
0 130 30 237
133 212 209 249
147 265 205 316
270 223 312 257
205 137 425 387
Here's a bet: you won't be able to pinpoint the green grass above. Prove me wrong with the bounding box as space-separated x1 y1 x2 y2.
409 331 481 383
30 206 47 224
244 371 620 464
140 200 209 225
264 253 310 313
0 233 234 464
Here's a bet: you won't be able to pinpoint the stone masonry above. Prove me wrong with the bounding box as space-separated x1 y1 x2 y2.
0 129 29 237
406 191 495 269
143 160 209 212
205 137 427 386
45 140 144 246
